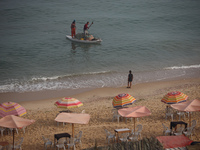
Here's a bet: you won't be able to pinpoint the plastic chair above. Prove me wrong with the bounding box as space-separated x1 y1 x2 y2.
67 137 76 150
177 111 185 121
128 132 138 141
56 138 66 150
10 137 24 150
0 128 5 136
104 129 115 144
174 126 185 136
74 131 82 149
131 124 143 139
165 106 173 121
9 128 19 135
119 133 129 142
162 123 172 136
112 109 121 123
81 110 85 113
42 136 53 150
191 120 197 128
183 127 194 139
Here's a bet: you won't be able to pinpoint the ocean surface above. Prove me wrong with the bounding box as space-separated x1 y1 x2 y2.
0 0 200 93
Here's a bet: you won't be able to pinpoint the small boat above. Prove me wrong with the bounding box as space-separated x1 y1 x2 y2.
66 34 102 44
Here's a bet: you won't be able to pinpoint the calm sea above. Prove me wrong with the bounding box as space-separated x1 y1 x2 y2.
0 0 200 93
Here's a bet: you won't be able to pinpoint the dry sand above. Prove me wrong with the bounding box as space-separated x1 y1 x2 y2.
0 78 200 150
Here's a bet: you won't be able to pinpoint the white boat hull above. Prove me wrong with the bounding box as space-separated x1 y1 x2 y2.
66 35 102 44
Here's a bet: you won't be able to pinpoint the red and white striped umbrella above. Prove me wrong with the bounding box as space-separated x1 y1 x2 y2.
54 97 83 109
0 102 27 117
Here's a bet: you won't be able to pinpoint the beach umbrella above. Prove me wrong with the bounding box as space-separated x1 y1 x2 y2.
0 115 35 149
161 91 188 104
112 93 136 108
54 97 83 109
118 106 151 133
171 99 200 126
0 102 27 117
55 113 90 137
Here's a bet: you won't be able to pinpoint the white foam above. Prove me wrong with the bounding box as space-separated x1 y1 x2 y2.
164 64 200 70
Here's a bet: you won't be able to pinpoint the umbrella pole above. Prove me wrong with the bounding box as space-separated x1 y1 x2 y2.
189 112 191 127
72 123 74 137
13 129 15 150
134 118 136 134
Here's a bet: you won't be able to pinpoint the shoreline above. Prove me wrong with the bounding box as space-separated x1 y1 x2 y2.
0 77 199 110
0 77 200 105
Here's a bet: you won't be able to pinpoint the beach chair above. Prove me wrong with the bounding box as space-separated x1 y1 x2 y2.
9 128 19 135
112 109 121 123
42 136 53 150
104 129 115 144
67 137 76 150
191 119 197 134
174 126 185 136
56 138 67 150
0 128 5 136
119 133 129 142
10 137 24 150
183 127 194 139
165 107 173 121
162 123 172 136
177 111 185 121
131 124 143 139
128 132 138 141
74 131 82 149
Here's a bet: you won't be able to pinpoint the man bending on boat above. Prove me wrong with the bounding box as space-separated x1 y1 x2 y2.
71 20 76 38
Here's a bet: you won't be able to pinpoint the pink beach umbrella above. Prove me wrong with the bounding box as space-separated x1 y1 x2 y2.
118 106 151 133
54 97 83 109
161 91 188 104
171 99 200 126
0 102 27 117
55 113 90 137
0 115 35 149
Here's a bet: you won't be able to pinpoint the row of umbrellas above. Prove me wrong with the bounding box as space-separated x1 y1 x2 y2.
0 91 199 148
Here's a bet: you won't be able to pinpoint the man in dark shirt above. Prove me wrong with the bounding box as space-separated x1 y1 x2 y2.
127 70 133 88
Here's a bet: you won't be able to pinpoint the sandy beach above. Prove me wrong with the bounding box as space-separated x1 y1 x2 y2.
0 78 200 150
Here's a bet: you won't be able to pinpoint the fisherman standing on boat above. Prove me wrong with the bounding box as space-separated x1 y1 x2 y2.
83 22 90 36
71 20 76 38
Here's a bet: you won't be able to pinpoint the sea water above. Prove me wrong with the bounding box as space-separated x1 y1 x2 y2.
0 0 200 93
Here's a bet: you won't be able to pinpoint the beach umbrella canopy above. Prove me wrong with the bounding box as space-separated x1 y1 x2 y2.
54 97 83 109
55 113 90 137
0 115 35 149
171 99 200 126
118 106 151 133
0 102 27 117
161 91 188 104
112 93 136 108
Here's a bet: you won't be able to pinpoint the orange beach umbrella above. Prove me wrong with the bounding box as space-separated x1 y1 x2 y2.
112 93 136 108
161 91 188 104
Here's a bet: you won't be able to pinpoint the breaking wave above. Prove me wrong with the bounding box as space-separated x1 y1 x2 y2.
164 64 200 70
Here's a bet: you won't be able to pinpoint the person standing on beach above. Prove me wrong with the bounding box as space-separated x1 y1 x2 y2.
71 20 76 38
127 70 133 88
